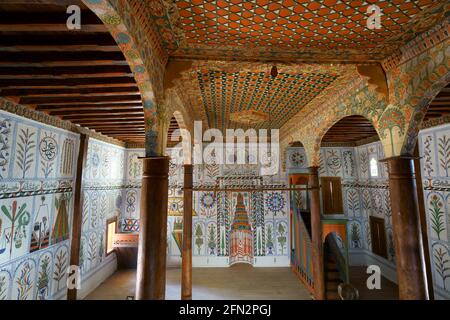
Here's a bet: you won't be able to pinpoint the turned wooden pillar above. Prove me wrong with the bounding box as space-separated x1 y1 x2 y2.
308 166 325 300
181 164 193 300
135 157 169 300
385 156 429 300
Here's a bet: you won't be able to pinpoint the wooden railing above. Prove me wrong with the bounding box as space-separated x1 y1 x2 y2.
290 188 315 295
325 232 349 284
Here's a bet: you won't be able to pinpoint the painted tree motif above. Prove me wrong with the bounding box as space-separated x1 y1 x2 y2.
429 194 445 240
0 200 31 257
207 224 216 255
379 108 406 156
16 127 37 178
266 224 274 255
438 135 450 177
0 272 8 300
343 150 355 177
98 233 104 263
346 188 360 216
195 224 204 255
87 233 97 268
0 118 11 179
359 149 369 178
53 248 68 292
15 262 33 300
277 223 287 255
433 244 450 290
423 135 435 176
36 255 50 300
350 222 361 248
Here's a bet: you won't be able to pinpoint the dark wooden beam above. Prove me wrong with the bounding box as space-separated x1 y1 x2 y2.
21 94 141 105
0 66 131 76
1 86 138 97
62 114 144 120
0 33 116 47
0 24 106 32
48 109 144 116
36 103 142 111
0 76 135 88
67 133 89 300
0 51 125 63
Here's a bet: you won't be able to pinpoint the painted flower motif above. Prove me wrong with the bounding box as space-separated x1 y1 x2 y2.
200 192 215 209
266 192 286 215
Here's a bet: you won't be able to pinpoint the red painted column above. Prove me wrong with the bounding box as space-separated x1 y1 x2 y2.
308 166 325 300
135 157 169 300
181 164 193 300
385 156 429 300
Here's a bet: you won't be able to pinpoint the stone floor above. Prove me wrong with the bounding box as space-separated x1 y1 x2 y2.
85 264 312 300
85 265 398 300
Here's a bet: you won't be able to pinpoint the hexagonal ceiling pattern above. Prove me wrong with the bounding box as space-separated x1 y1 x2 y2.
150 0 448 61
196 70 339 130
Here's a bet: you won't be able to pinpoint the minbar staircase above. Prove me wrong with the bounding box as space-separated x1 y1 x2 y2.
324 241 342 300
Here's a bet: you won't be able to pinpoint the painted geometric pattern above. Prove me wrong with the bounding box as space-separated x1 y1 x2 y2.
197 70 338 130
166 0 445 60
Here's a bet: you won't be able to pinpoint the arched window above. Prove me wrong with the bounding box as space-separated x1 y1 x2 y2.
370 157 379 177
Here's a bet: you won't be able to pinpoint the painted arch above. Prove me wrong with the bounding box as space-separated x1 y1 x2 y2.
82 0 163 156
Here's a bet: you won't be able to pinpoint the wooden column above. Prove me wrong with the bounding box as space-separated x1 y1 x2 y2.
67 133 89 300
135 156 169 300
308 166 325 300
385 156 429 300
181 164 193 300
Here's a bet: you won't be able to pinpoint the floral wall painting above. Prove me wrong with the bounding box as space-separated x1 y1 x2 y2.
0 270 11 300
432 242 450 291
378 106 406 158
13 259 35 300
13 124 37 179
38 131 58 179
437 132 450 178
427 193 447 240
0 117 12 179
0 198 32 264
52 245 68 295
419 123 450 297
59 138 75 177
36 252 52 300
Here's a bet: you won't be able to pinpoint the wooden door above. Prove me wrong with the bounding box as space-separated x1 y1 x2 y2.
370 216 387 259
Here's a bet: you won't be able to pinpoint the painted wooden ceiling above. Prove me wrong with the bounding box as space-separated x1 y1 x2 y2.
197 69 338 130
150 0 449 61
0 1 145 143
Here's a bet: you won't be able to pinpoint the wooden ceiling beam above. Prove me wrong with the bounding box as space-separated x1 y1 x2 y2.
0 60 130 67
0 33 117 47
21 94 141 104
0 66 131 76
1 86 138 97
0 24 107 32
48 109 144 116
62 114 144 120
36 103 142 111
0 51 125 63
0 76 135 88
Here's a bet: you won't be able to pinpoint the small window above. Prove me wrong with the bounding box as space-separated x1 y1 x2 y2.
370 157 379 177
106 217 117 256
